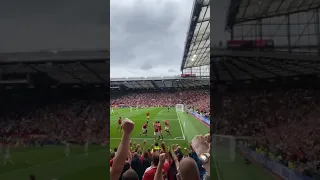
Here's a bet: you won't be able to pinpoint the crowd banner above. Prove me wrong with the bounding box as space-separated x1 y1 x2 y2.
185 108 210 126
238 145 315 180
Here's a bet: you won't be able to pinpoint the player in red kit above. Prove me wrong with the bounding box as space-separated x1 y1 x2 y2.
117 117 122 132
153 121 159 141
146 112 150 122
163 120 171 135
140 122 148 136
157 121 163 140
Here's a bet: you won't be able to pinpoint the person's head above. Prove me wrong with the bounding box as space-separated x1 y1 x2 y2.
143 151 149 158
29 175 35 180
176 153 183 162
176 157 200 180
133 152 139 158
114 148 117 152
151 151 160 166
155 143 158 146
122 169 139 180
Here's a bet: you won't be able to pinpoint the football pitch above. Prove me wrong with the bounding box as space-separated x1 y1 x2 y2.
212 142 276 180
110 107 210 154
0 145 108 180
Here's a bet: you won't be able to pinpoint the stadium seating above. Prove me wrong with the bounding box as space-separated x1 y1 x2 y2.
0 95 108 145
216 89 320 179
111 90 210 118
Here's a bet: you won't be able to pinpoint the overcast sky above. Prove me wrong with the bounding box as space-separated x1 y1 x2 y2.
0 0 109 52
110 0 193 78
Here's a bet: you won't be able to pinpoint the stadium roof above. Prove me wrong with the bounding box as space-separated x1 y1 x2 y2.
0 50 109 87
0 50 109 64
211 56 320 82
226 0 320 30
180 0 210 70
110 77 209 90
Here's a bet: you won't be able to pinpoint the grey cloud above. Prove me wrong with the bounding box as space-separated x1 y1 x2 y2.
168 68 176 73
140 63 153 70
110 0 193 77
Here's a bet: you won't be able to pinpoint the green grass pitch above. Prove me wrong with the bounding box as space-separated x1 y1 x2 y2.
110 107 209 154
0 145 108 180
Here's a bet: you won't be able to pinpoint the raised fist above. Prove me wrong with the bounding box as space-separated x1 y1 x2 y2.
122 119 134 134
159 153 166 164
191 135 209 156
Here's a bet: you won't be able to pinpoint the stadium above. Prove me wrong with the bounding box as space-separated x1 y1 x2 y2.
0 50 109 180
109 0 210 179
211 0 320 180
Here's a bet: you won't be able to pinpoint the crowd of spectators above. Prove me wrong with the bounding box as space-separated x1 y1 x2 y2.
0 92 108 145
109 120 210 180
216 89 320 178
111 90 210 118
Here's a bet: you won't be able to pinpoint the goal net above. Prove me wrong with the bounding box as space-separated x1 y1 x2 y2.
212 135 236 163
175 104 184 113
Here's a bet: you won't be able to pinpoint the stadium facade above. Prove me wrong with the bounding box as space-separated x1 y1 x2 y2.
180 0 210 78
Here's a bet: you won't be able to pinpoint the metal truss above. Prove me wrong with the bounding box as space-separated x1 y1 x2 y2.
182 64 210 78
225 0 320 54
180 0 210 71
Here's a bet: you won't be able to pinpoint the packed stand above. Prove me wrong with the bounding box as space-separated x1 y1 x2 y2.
216 89 320 178
111 90 210 118
109 119 211 180
0 98 108 145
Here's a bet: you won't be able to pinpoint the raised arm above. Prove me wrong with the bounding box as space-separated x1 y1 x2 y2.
110 120 134 180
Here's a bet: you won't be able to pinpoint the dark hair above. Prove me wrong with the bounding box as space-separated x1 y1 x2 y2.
29 175 35 180
143 151 149 158
122 169 139 180
114 148 117 152
155 143 158 146
152 151 160 166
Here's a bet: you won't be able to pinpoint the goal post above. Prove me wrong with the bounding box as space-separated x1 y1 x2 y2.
212 134 236 162
175 104 184 113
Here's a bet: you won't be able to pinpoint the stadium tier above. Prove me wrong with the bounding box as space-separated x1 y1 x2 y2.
0 89 108 179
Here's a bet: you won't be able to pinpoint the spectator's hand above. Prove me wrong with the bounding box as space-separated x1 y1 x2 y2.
191 135 209 156
204 133 210 144
159 153 166 165
122 120 134 135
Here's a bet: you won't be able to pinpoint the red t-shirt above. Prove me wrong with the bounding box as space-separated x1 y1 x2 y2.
153 124 158 132
163 160 171 173
142 166 164 180
158 124 162 131
164 121 169 126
